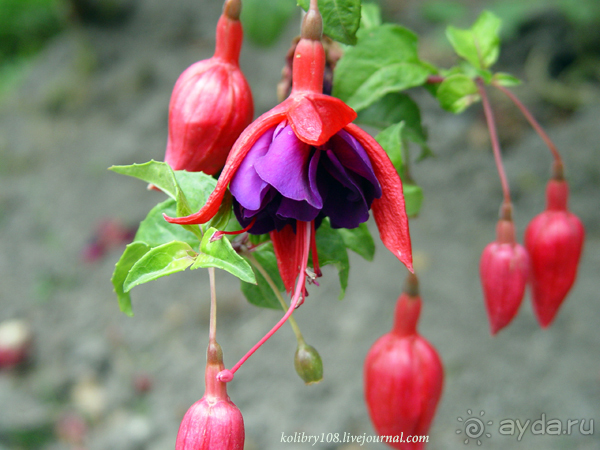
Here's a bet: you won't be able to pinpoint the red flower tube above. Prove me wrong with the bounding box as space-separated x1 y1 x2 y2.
525 177 585 327
164 0 253 175
364 274 443 449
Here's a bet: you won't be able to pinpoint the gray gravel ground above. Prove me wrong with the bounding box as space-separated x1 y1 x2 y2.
0 1 598 449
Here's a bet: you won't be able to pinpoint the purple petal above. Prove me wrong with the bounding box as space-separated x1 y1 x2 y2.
327 130 382 198
255 125 323 209
319 150 371 228
276 197 320 222
229 126 276 211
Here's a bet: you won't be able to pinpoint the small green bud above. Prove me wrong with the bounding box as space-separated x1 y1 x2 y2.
294 342 323 384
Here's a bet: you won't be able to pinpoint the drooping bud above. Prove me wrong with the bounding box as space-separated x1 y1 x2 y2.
164 0 253 176
294 341 323 384
480 213 530 335
364 274 443 449
525 178 585 328
176 341 244 450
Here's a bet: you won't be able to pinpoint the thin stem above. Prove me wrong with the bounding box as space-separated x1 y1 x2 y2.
208 267 217 343
493 82 563 167
426 75 445 84
245 253 305 344
476 78 512 205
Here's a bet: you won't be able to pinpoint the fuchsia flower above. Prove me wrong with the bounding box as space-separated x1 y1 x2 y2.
525 178 585 328
480 215 529 335
165 0 412 382
164 0 253 176
165 3 412 289
176 342 244 450
364 274 443 449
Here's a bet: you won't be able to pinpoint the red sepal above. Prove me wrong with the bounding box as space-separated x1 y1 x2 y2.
345 124 413 272
287 93 356 146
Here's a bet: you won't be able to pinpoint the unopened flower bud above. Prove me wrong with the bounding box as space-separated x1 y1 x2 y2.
480 218 529 335
525 178 585 327
294 342 323 384
165 0 253 175
364 275 443 449
176 341 244 450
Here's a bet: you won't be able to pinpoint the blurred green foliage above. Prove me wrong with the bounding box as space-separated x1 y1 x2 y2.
0 0 65 63
422 0 600 37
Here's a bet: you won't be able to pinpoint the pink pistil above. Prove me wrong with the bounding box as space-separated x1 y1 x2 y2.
217 220 312 382
211 217 257 242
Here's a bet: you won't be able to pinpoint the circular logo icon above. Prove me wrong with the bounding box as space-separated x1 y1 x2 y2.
456 409 493 445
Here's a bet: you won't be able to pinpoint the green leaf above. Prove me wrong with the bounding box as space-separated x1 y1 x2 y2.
109 160 179 200
337 223 375 261
111 242 151 316
241 0 297 46
109 160 219 239
375 122 404 174
298 0 361 45
172 170 218 212
436 73 480 113
445 10 501 69
315 220 349 299
359 2 381 30
191 228 256 284
241 243 286 310
333 24 432 110
492 72 521 87
345 62 431 112
206 190 233 231
135 199 199 247
123 241 196 292
403 183 424 217
356 93 426 139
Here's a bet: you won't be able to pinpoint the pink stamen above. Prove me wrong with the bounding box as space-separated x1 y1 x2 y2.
217 221 311 382
310 221 322 277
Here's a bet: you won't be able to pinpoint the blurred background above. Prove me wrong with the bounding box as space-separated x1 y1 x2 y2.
0 0 598 448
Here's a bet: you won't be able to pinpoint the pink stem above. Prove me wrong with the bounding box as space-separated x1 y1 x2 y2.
208 268 217 343
218 221 311 381
426 75 445 84
477 78 512 206
493 82 563 167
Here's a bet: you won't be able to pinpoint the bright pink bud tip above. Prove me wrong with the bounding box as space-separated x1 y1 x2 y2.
364 275 443 449
176 342 244 450
525 179 585 328
164 8 253 175
480 219 530 335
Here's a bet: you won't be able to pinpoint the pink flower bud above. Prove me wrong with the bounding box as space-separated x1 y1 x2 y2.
525 179 585 327
176 342 244 450
164 0 253 175
364 275 443 449
480 219 529 335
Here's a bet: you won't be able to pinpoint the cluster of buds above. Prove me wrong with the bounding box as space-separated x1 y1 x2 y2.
364 274 443 449
475 79 585 334
480 167 585 333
